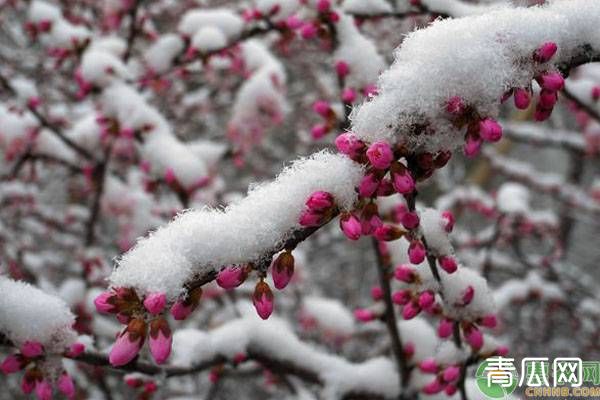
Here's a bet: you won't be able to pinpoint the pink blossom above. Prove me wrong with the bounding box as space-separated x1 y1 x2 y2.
400 211 420 229
34 380 53 400
354 308 375 322
340 213 362 241
370 286 383 301
216 266 246 290
445 384 458 395
402 302 420 319
419 358 438 373
496 345 510 356
271 251 295 290
22 375 35 394
592 86 600 101
300 23 318 39
446 96 466 115
439 256 457 274
394 265 415 283
311 124 328 139
534 106 552 121
464 134 482 158
285 15 303 29
462 286 475 305
20 341 43 358
539 89 558 109
391 170 415 194
373 224 403 241
359 173 380 198
408 241 426 264
149 318 172 364
66 342 85 357
480 314 498 328
479 118 503 142
513 88 531 109
438 318 454 338
312 100 331 117
539 72 564 91
366 141 394 170
164 168 176 184
1 354 23 374
109 320 146 366
465 326 484 350
335 60 350 78
335 132 365 158
341 88 356 103
94 291 116 313
441 211 455 232
423 378 444 394
316 0 331 13
299 210 324 227
143 292 166 315
443 366 460 382
533 42 558 63
418 291 435 309
392 290 411 305
305 191 334 212
57 373 75 399
253 281 274 320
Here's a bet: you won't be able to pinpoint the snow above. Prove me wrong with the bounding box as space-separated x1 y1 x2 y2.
302 296 355 336
420 208 453 256
397 318 438 362
191 27 228 53
178 8 244 40
29 2 90 49
110 151 364 298
422 0 510 17
171 315 400 398
0 277 76 350
494 271 565 310
497 182 529 214
441 267 495 321
144 34 185 73
351 0 600 152
342 0 392 15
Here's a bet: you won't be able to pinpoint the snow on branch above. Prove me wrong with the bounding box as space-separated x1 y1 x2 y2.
502 121 587 152
111 151 363 298
351 0 600 153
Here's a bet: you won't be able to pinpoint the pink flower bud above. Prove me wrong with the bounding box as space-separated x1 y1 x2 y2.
403 342 415 358
1 355 24 374
539 89 558 109
366 141 394 170
423 378 444 394
316 0 331 13
496 345 509 356
341 88 356 103
394 265 415 283
438 318 454 338
439 256 457 274
335 61 350 78
340 213 362 241
335 132 365 158
446 96 466 115
402 301 420 320
408 241 426 264
465 326 484 350
109 319 146 366
592 86 600 101
392 290 411 306
370 286 383 301
94 291 116 314
377 178 394 196
271 251 295 290
533 42 557 63
66 342 85 357
27 96 41 109
400 211 420 230
145 381 157 392
534 106 552 121
445 384 458 395
419 358 438 373
392 170 415 194
149 318 172 364
359 173 380 198
374 224 404 241
143 292 166 315
311 124 328 139
306 191 334 212
285 15 303 29
513 88 531 109
125 377 143 388
57 373 75 399
234 353 247 364
464 134 482 158
480 314 498 328
35 380 52 400
354 308 375 322
300 23 318 39
312 100 331 117
479 118 503 142
299 210 324 227
462 286 475 305
20 341 43 358
418 291 435 309
253 281 274 320
441 211 455 233
22 374 36 394
443 366 460 382
539 72 564 91
217 266 247 290
164 167 176 184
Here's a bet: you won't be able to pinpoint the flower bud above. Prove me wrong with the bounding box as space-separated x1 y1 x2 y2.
443 366 460 382
462 286 475 305
419 358 438 373
335 133 365 159
465 325 484 350
392 290 411 305
342 88 357 103
539 89 558 109
479 118 503 142
170 287 202 320
271 251 295 290
311 124 328 139
94 291 117 314
394 265 415 283
533 42 557 63
143 292 166 315
217 266 247 290
149 317 172 364
300 23 318 39
299 210 324 227
253 281 274 320
306 191 334 212
359 173 380 198
402 301 420 320
438 318 454 338
374 224 404 241
445 384 458 395
66 342 85 357
439 256 458 274
441 211 455 232
592 86 600 101
35 380 52 400
360 203 382 235
1 354 24 374
354 308 375 322
312 100 331 117
57 373 75 399
513 88 531 109
316 0 331 13
20 341 43 358
423 378 444 394
109 319 146 366
418 291 435 309
335 60 350 78
464 133 482 158
408 241 426 264
480 314 498 328
370 286 383 301
538 72 564 91
446 96 466 116
391 166 415 194
400 211 420 230
534 106 552 121
340 213 362 241
366 141 394 170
